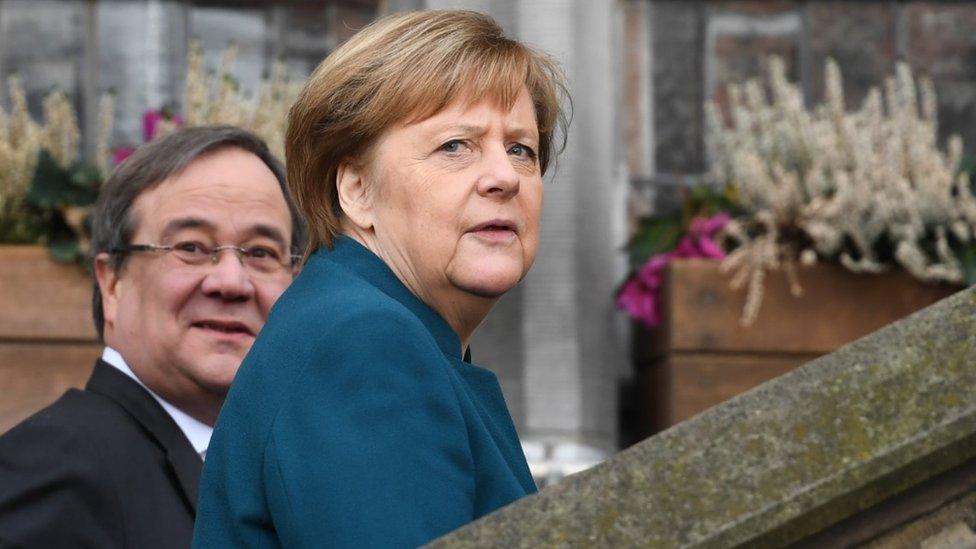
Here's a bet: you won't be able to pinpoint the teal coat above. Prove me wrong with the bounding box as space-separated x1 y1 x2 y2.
193 236 536 548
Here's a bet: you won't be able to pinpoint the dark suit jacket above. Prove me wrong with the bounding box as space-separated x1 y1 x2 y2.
0 359 202 548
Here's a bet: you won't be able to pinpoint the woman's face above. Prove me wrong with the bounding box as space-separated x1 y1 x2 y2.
358 87 543 309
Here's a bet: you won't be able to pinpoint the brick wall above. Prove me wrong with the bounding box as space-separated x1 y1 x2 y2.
630 0 976 211
0 0 376 157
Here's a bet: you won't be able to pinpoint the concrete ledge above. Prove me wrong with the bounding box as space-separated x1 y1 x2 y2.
430 287 976 547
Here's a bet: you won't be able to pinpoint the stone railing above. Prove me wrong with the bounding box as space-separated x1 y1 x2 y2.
430 287 976 547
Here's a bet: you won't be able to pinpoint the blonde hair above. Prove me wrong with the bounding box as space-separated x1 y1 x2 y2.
286 9 569 253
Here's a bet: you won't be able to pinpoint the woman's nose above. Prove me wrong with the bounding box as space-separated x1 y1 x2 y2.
476 146 520 199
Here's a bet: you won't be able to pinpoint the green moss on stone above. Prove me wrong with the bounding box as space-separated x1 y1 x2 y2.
429 289 976 549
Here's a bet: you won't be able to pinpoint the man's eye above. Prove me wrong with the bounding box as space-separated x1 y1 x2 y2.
246 246 281 260
175 241 208 254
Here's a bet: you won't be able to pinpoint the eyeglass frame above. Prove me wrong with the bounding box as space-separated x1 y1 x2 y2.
110 242 301 274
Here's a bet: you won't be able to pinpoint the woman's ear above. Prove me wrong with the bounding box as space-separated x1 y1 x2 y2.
336 162 374 231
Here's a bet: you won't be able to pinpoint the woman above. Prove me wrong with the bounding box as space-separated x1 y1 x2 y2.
194 9 567 547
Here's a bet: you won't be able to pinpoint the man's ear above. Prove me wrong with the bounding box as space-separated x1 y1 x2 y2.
336 162 374 231
94 252 120 331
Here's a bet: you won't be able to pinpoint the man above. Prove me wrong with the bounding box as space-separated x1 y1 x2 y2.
0 126 305 548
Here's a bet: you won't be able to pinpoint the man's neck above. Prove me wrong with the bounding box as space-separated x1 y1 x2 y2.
100 347 213 459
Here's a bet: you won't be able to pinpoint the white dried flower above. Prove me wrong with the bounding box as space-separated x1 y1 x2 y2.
709 57 970 325
180 41 299 159
95 93 115 176
40 89 80 169
0 77 106 235
800 249 818 266
0 77 41 217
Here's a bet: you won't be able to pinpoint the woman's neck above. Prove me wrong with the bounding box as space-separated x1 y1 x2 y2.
340 227 495 354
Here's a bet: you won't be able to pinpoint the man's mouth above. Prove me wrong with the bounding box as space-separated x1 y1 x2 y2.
191 320 254 336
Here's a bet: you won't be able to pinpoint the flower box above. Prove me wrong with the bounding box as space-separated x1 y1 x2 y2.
0 245 99 433
632 258 960 437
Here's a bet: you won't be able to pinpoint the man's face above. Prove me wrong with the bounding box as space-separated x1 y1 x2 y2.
96 147 294 424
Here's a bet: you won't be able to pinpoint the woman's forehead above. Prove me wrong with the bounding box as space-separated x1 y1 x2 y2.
397 71 530 122
398 88 538 137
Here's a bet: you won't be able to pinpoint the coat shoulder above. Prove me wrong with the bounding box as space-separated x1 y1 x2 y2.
0 387 195 548
258 258 433 356
0 389 145 455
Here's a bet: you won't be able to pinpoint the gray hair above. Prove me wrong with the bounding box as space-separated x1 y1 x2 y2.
90 125 307 340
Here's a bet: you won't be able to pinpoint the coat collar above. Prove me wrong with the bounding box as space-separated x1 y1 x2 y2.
86 360 202 513
311 236 463 360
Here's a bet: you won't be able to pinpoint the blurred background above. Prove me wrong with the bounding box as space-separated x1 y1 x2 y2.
1 0 975 485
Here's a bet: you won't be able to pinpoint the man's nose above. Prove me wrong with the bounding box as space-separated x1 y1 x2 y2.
476 146 520 199
200 251 256 301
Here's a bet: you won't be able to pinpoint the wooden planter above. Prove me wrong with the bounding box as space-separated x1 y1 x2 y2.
633 259 961 437
0 245 99 433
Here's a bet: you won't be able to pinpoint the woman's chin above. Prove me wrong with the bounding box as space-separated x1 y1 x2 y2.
447 266 524 299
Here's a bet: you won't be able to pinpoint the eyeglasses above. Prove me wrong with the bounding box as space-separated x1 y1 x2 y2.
112 241 300 275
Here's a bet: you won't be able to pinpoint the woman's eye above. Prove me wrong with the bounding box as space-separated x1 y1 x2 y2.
439 140 466 154
508 143 537 159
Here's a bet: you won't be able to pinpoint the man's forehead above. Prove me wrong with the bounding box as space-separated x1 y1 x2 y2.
132 188 286 229
156 215 289 245
139 174 284 208
141 149 282 200
129 151 291 240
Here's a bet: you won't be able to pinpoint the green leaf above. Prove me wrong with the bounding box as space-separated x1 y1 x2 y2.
960 155 976 177
41 210 84 264
0 205 45 244
956 241 976 286
627 213 683 268
67 163 101 206
960 155 976 195
48 236 80 263
26 149 71 208
69 162 101 188
681 183 741 224
26 150 101 208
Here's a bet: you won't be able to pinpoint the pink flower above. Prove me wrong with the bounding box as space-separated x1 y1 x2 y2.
671 236 698 259
113 147 135 166
142 109 184 142
636 253 670 288
696 236 726 259
617 212 731 327
682 212 730 260
617 251 671 327
142 110 163 141
616 276 661 327
689 212 731 236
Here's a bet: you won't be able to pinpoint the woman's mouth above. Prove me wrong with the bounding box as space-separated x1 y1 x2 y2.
468 220 518 243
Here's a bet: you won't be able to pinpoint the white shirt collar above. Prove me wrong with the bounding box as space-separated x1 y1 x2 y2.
101 347 212 460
